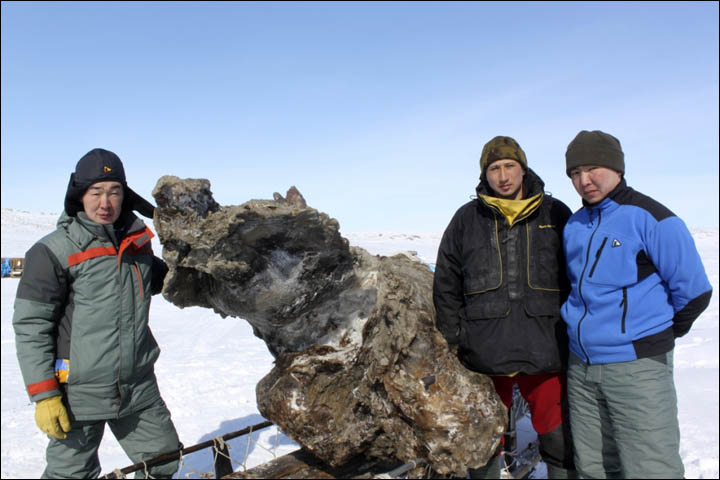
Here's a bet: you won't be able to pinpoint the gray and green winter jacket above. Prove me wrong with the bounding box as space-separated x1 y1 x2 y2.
13 210 167 421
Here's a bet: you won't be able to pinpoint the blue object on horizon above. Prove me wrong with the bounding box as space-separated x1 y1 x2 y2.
1 258 11 278
428 264 436 272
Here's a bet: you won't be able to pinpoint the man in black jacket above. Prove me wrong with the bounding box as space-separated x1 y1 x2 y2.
433 136 577 478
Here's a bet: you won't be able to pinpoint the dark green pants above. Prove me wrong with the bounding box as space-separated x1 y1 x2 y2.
567 351 683 479
42 398 181 479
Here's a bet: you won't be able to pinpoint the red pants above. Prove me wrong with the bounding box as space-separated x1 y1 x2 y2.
490 371 567 435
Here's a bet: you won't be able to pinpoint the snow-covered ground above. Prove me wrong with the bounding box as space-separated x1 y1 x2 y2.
1 208 718 478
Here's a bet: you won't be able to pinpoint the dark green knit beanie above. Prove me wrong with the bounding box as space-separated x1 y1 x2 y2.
479 136 527 175
565 130 624 177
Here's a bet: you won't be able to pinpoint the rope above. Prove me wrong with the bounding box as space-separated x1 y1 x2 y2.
175 445 213 479
176 450 185 479
235 423 285 471
177 461 213 479
212 436 229 452
212 435 239 465
99 420 274 478
253 439 278 456
241 424 254 471
142 461 155 479
500 456 514 478
212 431 269 475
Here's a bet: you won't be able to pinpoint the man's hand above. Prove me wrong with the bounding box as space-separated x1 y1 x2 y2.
35 396 71 439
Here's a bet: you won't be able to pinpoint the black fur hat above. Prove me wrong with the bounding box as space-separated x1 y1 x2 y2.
64 148 155 219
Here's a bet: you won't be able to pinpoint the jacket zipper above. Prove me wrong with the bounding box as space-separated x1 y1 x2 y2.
620 287 628 334
577 209 602 364
588 237 608 278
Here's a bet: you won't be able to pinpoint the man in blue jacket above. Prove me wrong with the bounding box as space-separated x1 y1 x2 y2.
561 130 712 479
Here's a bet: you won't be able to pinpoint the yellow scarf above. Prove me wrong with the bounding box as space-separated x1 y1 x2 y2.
479 193 543 227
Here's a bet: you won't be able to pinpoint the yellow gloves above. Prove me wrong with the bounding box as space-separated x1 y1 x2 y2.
35 396 71 439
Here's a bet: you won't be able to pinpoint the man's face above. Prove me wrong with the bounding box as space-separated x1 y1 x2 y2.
486 159 525 200
569 165 622 204
82 181 124 224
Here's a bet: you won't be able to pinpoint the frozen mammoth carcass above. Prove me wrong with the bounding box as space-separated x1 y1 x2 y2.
152 176 506 476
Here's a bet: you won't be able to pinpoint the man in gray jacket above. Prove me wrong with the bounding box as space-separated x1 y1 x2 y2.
13 148 181 478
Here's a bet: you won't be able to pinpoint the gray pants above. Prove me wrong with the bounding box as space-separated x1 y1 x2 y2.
567 351 683 479
42 398 181 479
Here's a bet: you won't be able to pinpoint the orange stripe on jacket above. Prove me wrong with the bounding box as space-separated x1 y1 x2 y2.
27 377 59 396
67 246 117 267
117 227 154 268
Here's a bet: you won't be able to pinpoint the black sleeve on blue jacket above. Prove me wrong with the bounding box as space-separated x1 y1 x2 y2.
614 186 675 222
16 243 69 307
672 289 713 338
636 250 658 282
615 186 711 339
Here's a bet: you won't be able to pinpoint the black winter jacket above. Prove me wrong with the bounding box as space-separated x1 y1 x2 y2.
433 169 572 375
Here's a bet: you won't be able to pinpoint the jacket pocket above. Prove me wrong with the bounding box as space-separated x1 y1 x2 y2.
66 382 121 418
68 315 120 386
464 300 510 320
585 232 639 287
588 237 608 278
526 222 566 291
458 315 507 374
461 220 503 294
525 290 565 317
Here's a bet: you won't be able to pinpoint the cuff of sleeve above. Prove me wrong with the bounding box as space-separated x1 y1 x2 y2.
27 377 60 398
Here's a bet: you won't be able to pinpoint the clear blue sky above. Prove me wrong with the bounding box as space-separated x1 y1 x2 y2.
2 1 718 231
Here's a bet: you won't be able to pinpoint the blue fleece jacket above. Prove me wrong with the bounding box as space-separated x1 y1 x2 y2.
561 180 712 364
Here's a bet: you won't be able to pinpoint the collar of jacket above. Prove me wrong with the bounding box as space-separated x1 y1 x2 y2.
581 178 628 210
58 209 147 250
479 192 543 227
475 167 546 225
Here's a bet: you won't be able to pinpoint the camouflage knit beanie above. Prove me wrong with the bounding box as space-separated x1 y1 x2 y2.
479 136 527 176
565 130 624 177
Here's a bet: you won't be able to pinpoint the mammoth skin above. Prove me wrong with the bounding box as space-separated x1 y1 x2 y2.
152 176 506 476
